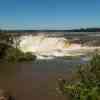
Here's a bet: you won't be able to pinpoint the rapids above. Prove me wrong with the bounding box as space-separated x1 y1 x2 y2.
18 34 100 60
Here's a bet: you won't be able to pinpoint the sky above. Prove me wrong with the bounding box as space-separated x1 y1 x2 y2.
0 0 100 30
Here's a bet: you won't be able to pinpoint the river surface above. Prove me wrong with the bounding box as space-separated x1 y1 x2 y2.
0 59 86 100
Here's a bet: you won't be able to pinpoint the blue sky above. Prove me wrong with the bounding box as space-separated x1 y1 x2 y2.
0 0 100 29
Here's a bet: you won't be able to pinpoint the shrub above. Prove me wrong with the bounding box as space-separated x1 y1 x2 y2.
0 33 36 62
4 47 24 62
2 46 36 62
58 52 100 100
0 43 10 59
17 52 36 62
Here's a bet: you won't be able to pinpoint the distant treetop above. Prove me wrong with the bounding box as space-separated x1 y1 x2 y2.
0 28 100 33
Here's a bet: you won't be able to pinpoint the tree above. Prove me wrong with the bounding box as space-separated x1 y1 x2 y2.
0 33 36 62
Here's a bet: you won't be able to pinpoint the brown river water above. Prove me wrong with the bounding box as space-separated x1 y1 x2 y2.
0 59 85 100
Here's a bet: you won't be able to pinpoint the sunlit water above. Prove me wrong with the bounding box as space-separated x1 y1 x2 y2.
18 34 100 60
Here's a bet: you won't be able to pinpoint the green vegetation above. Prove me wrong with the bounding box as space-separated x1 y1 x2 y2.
0 28 100 32
58 52 100 100
0 33 36 62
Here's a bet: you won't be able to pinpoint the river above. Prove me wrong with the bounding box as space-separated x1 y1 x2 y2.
0 59 86 100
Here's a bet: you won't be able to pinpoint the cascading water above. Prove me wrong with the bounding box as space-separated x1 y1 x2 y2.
18 34 81 59
18 34 100 60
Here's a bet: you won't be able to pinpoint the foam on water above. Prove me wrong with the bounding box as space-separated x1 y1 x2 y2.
18 34 100 60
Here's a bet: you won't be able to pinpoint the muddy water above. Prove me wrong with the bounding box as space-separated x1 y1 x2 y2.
0 59 84 100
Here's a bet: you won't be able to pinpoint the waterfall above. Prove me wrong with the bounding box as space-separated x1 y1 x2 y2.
18 34 100 60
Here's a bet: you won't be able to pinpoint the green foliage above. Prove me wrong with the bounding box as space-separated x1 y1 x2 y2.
17 52 36 62
0 33 36 62
0 43 9 59
0 33 14 45
3 47 36 62
58 52 100 100
4 47 24 62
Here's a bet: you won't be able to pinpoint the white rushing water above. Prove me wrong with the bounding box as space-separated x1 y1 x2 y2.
18 34 100 60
